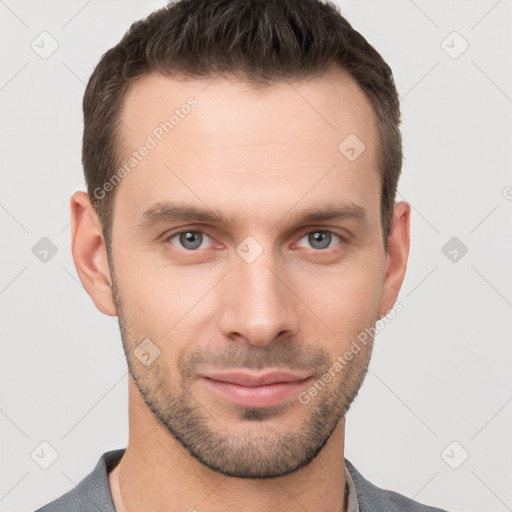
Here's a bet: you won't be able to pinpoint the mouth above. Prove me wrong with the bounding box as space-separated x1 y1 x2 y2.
198 369 313 408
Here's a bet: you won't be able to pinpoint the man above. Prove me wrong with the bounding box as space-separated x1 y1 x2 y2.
36 0 451 510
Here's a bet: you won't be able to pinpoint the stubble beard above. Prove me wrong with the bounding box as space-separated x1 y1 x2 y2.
111 274 374 479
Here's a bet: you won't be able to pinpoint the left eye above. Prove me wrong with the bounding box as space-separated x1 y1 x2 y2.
296 230 342 250
167 231 214 251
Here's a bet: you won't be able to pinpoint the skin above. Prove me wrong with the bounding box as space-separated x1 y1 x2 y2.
71 66 410 512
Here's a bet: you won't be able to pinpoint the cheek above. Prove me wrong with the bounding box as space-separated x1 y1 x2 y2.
113 251 220 340
289 256 383 346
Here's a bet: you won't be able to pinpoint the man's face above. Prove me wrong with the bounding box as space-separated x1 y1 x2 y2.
108 68 389 478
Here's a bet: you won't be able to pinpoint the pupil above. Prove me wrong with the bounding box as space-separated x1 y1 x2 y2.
310 231 330 249
181 231 202 249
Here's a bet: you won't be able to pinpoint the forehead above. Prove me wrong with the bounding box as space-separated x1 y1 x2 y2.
120 67 377 147
112 68 380 229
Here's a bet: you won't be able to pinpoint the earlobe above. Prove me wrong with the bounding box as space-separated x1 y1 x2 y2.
378 201 411 318
70 191 117 316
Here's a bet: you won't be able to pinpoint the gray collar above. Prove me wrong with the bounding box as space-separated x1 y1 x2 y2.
37 449 448 512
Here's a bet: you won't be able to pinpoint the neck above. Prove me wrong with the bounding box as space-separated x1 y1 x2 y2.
115 378 347 512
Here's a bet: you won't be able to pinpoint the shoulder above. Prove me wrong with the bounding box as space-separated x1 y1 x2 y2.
34 449 125 512
345 458 452 512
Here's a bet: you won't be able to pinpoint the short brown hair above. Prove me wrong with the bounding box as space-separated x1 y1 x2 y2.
82 0 402 254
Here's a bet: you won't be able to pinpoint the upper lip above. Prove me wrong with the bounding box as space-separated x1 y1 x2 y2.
201 370 311 387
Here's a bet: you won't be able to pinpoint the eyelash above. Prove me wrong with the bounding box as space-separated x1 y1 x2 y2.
163 228 347 253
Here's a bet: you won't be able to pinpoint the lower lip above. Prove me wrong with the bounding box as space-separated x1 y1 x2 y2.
201 377 312 408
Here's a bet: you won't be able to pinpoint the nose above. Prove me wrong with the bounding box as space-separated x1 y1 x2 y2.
218 254 300 348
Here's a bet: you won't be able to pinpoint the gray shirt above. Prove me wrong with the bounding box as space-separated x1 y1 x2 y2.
35 448 451 511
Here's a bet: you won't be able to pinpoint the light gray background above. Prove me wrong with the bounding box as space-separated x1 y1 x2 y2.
1 1 511 511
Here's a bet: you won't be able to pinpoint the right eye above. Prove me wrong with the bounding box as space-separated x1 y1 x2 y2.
165 230 216 251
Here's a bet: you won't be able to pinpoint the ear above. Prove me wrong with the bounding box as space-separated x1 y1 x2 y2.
378 201 411 318
70 191 116 316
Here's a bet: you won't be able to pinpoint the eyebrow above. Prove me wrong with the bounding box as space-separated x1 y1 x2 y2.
137 201 369 230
